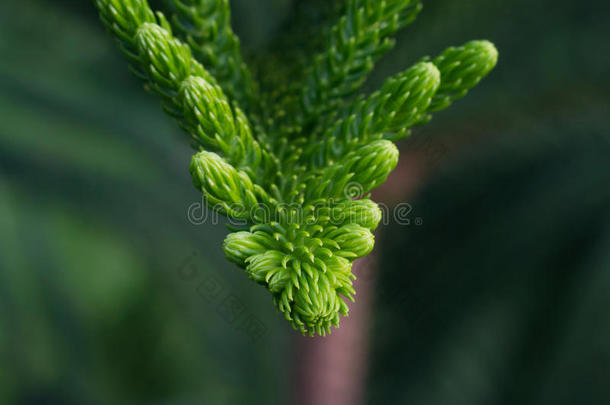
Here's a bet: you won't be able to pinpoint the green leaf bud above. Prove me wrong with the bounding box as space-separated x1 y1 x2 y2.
378 61 441 133
245 251 287 287
344 140 400 196
306 140 399 201
428 40 498 112
328 199 383 230
190 151 258 220
331 224 375 258
223 231 274 267
180 76 276 182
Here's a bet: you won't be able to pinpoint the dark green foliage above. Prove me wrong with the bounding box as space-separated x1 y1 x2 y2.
371 131 610 405
3 0 609 402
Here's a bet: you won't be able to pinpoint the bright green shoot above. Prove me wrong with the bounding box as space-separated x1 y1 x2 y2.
94 0 498 336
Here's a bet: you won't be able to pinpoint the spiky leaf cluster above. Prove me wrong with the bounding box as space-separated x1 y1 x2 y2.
94 0 498 336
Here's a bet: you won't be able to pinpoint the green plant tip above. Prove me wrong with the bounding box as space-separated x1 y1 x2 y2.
94 0 497 336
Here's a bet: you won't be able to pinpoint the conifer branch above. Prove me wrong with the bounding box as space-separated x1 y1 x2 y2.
300 40 498 168
169 0 259 116
426 40 499 114
276 0 422 139
302 61 440 168
94 0 497 336
95 0 276 186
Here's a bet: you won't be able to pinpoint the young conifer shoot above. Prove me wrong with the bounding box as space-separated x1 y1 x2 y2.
95 0 498 336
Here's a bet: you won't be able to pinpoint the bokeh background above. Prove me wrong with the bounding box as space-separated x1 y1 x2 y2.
1 0 608 404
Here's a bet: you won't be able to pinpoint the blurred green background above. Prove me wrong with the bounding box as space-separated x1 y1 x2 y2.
0 0 608 404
